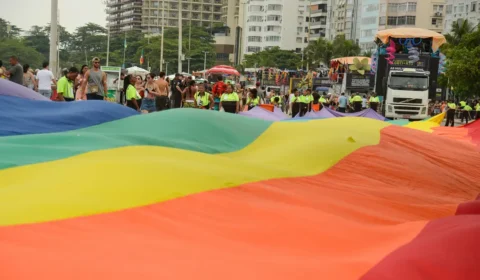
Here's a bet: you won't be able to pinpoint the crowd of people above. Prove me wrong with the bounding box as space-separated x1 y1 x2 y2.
1 55 480 123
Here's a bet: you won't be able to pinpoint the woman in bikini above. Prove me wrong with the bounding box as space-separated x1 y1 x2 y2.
182 80 197 108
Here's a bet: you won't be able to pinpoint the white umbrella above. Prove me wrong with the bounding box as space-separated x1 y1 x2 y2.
126 66 149 77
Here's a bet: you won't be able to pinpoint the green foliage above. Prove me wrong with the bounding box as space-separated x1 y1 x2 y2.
0 18 22 39
0 39 44 68
243 47 301 69
0 18 216 74
304 35 361 68
444 24 480 98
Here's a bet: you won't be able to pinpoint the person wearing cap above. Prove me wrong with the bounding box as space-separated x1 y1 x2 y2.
56 67 79 102
369 92 380 112
81 57 108 100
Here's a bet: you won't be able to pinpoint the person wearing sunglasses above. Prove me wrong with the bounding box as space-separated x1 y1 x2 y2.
81 57 108 101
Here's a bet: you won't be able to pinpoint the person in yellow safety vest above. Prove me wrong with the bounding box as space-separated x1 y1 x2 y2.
270 94 282 107
445 100 456 127
459 100 467 109
351 92 363 112
194 83 214 110
297 90 310 117
462 104 473 124
304 89 313 111
369 92 380 112
476 103 480 120
290 89 301 117
319 92 328 109
220 83 240 113
246 88 262 111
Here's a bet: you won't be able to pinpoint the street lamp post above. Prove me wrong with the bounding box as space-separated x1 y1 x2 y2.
178 0 183 73
160 0 165 72
186 57 191 74
49 0 59 78
203 51 209 78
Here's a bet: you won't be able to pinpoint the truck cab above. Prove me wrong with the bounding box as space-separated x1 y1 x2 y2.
385 68 429 120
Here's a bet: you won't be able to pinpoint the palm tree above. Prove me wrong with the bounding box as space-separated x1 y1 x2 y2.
445 19 474 45
361 50 373 57
304 38 333 67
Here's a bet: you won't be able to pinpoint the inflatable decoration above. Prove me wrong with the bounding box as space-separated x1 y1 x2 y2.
407 42 420 63
371 50 378 74
438 53 447 74
385 40 396 65
349 58 371 75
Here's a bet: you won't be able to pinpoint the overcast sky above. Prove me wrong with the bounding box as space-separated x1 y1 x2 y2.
0 0 106 33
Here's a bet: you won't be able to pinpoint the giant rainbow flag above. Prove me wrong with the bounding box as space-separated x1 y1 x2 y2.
0 80 479 280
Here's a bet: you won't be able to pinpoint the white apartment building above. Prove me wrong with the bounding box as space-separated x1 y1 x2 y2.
308 0 331 41
106 0 143 34
358 0 380 52
328 0 361 41
242 0 309 57
141 0 224 34
378 0 446 33
444 0 480 34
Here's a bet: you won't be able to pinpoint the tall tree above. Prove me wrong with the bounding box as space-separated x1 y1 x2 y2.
0 18 22 39
445 27 480 98
243 47 301 69
445 19 474 46
0 39 44 68
304 35 361 68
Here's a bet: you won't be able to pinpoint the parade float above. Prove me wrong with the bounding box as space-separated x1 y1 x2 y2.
373 28 447 120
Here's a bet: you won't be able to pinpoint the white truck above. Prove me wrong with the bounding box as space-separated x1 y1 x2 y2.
384 68 430 120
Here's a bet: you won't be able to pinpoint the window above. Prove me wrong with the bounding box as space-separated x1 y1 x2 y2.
296 37 302 43
471 2 477 12
398 3 407 12
397 16 406 25
432 18 442 25
364 4 379 12
266 15 281 21
362 16 377 25
406 16 416 25
247 36 262 42
267 4 282 11
247 46 261 53
380 4 386 13
249 26 261 32
248 16 263 22
458 3 465 13
433 5 444 12
388 3 398 12
216 53 229 61
407 2 416 12
446 5 452 14
361 29 374 37
248 5 264 12
379 16 386 25
265 36 280 42
387 16 397 26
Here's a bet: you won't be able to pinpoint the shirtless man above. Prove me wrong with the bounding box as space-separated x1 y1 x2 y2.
155 71 169 111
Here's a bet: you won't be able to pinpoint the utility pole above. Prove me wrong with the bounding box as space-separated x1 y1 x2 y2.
160 0 165 72
203 51 208 78
187 57 191 74
178 0 183 73
49 0 58 78
106 26 110 66
306 0 311 71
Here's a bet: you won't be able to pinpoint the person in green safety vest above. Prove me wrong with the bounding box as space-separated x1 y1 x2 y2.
462 103 473 124
290 89 301 117
297 90 309 117
476 102 480 120
304 89 313 112
319 92 328 109
194 83 214 110
459 100 467 109
220 83 240 113
351 92 363 112
246 88 262 110
369 92 380 112
445 99 456 127
270 93 282 109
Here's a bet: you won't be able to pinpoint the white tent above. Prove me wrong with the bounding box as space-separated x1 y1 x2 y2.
167 72 192 80
126 66 149 77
